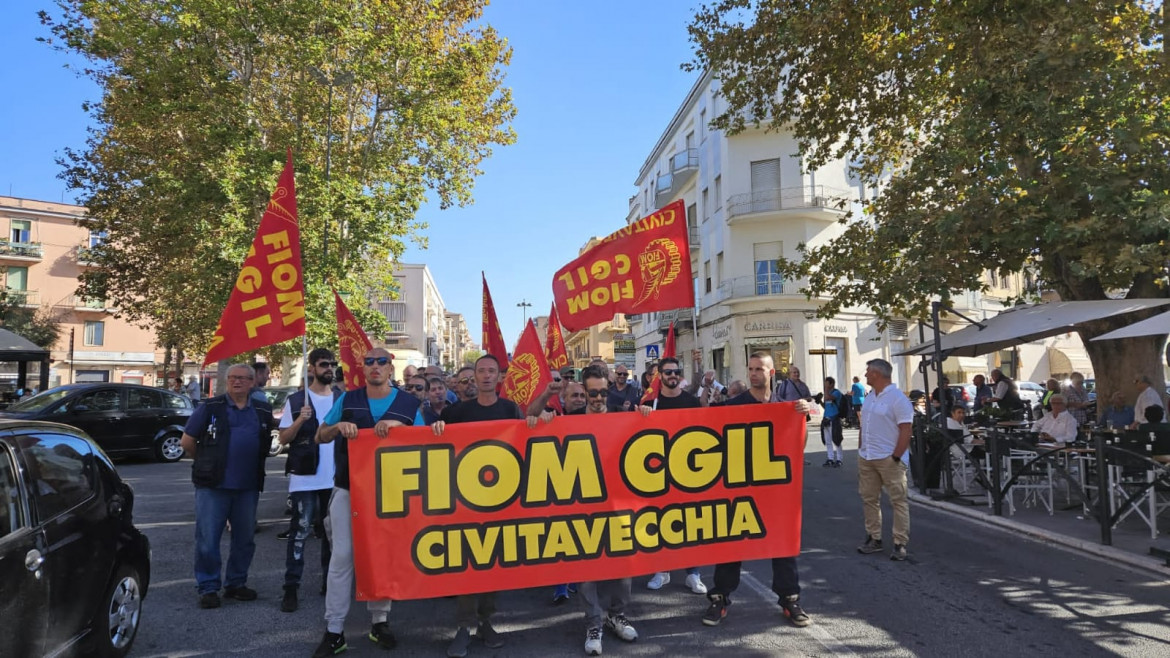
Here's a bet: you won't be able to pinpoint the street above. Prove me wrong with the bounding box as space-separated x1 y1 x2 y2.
120 430 1170 657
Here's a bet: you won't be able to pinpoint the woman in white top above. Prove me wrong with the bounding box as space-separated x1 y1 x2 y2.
1033 394 1078 445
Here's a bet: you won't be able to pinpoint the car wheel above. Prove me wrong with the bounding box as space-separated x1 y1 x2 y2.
154 433 185 463
268 430 283 457
92 564 143 658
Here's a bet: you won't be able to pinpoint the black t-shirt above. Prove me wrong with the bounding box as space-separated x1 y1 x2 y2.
440 397 523 423
725 390 767 406
654 390 701 410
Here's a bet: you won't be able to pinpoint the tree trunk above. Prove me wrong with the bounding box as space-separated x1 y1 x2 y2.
1076 320 1167 418
162 344 173 388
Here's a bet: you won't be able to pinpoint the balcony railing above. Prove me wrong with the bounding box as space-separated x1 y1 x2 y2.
387 321 407 334
716 274 790 302
726 185 850 221
66 294 108 311
4 289 39 306
655 148 701 207
0 240 43 259
657 308 695 332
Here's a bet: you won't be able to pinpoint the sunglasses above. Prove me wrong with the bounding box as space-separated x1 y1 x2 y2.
661 368 683 376
364 357 390 366
616 372 629 377
316 361 337 369
552 377 562 382
405 384 426 392
458 377 475 384
586 389 608 398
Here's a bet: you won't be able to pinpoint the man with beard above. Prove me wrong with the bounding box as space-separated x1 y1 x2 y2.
276 348 341 612
577 364 648 656
404 374 429 403
451 365 478 404
703 352 812 629
643 356 708 595
311 348 425 658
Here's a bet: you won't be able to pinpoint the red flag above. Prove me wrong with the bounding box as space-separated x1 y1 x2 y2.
552 200 694 332
502 319 553 412
482 273 509 364
544 303 570 371
641 321 676 404
204 151 306 365
335 290 374 391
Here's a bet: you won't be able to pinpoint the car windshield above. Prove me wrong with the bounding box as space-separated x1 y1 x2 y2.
8 388 73 413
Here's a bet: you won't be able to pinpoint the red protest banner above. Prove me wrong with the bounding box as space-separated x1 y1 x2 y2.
204 150 306 365
552 200 694 332
335 290 374 391
482 273 509 364
347 404 805 601
544 303 570 372
501 319 553 412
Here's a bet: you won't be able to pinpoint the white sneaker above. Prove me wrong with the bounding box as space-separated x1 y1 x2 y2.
685 573 708 595
646 572 670 590
584 626 602 655
605 613 638 642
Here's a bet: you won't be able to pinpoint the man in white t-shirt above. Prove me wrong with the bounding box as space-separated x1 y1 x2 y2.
857 358 915 562
1130 374 1164 430
277 348 341 613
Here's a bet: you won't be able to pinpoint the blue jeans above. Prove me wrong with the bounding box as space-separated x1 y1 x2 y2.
284 488 331 587
194 487 260 594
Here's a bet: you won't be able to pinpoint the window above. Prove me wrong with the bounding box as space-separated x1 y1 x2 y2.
750 159 781 193
65 388 121 413
163 392 191 409
6 266 27 291
88 230 107 248
704 260 712 294
0 446 26 538
716 252 724 287
84 320 105 346
10 220 31 243
753 242 784 295
714 176 722 210
17 433 95 521
702 188 709 220
699 109 707 142
988 270 999 287
685 131 695 150
127 389 163 410
687 203 698 231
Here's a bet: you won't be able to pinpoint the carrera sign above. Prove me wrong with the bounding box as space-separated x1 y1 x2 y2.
347 404 805 600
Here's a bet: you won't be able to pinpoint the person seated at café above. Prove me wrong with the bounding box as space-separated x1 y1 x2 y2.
944 405 983 457
1032 394 1078 445
1041 379 1060 414
1137 404 1170 433
1100 392 1135 429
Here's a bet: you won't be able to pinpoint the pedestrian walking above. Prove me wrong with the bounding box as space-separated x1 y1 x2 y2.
856 358 914 561
821 377 845 467
180 363 276 609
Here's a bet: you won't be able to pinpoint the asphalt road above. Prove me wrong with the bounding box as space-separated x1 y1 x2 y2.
118 430 1170 657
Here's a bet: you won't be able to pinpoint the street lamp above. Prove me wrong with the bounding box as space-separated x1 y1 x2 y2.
517 299 532 325
308 66 355 263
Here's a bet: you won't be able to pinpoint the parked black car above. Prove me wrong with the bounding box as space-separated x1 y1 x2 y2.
0 421 151 657
0 383 193 463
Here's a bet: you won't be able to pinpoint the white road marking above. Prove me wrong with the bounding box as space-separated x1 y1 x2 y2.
740 569 858 656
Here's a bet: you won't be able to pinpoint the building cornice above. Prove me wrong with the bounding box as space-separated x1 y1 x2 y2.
636 69 714 184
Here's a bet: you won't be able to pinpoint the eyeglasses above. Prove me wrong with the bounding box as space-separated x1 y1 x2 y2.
661 368 683 376
586 389 607 398
364 357 390 366
227 375 254 382
616 372 628 378
458 377 475 384
405 385 426 392
316 361 337 369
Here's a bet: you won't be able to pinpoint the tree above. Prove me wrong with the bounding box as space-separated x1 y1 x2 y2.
0 288 62 350
462 349 484 366
40 0 515 362
688 1 1170 402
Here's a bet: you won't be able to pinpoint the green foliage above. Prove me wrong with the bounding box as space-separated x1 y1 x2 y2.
462 348 484 366
688 1 1169 321
40 0 515 358
0 288 63 350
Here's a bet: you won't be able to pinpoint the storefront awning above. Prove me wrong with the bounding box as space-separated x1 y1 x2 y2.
1047 347 1093 378
944 356 989 375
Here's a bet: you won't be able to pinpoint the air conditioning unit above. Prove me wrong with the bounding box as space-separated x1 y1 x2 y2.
811 196 825 207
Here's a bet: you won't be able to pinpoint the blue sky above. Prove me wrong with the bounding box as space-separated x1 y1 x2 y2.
0 1 703 346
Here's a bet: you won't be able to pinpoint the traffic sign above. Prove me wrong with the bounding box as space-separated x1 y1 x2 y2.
646 345 660 359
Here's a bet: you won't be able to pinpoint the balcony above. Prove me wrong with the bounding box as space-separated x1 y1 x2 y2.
715 274 797 305
387 321 407 335
725 185 851 224
67 294 109 313
76 244 100 266
0 240 43 263
4 289 39 307
625 313 642 324
654 148 700 207
657 307 695 333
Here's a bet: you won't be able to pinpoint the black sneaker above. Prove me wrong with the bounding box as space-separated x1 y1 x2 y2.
834 460 843 468
280 586 298 613
779 595 811 627
447 627 472 657
369 622 397 649
890 544 908 561
224 586 257 601
312 631 347 658
477 620 504 649
822 459 834 467
198 592 221 609
857 536 883 554
702 594 731 626
277 529 290 540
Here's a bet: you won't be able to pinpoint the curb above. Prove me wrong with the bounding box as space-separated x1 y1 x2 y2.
909 492 1170 578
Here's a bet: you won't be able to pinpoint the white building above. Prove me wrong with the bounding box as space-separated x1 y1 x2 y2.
378 264 448 369
624 72 1089 391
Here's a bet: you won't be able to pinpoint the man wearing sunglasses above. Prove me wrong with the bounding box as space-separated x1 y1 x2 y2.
405 374 429 402
702 352 812 630
451 365 478 403
642 357 708 596
276 348 342 613
311 348 426 658
606 364 642 413
431 354 527 657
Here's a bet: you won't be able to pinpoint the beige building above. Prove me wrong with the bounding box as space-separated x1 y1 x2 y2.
0 196 164 388
378 263 452 370
442 311 475 370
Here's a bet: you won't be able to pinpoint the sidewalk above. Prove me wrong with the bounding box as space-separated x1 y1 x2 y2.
820 428 1170 578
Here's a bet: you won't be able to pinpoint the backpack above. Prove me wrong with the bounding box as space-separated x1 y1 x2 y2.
835 389 852 420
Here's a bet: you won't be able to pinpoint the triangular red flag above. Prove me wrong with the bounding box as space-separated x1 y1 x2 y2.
501 319 553 412
641 321 676 404
544 303 570 371
204 150 306 365
482 273 509 365
334 290 374 391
